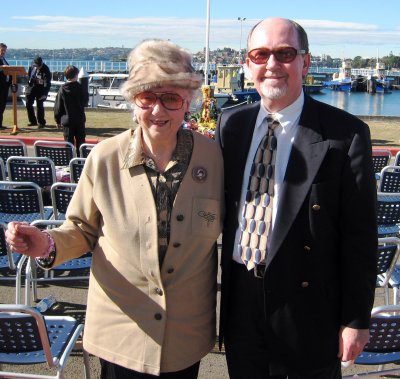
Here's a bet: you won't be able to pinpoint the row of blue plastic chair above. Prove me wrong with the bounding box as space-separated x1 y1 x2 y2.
0 138 95 166
0 155 86 184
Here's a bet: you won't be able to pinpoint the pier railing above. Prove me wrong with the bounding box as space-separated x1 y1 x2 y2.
7 59 400 77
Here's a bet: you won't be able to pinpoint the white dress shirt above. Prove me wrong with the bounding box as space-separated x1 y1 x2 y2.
233 92 305 263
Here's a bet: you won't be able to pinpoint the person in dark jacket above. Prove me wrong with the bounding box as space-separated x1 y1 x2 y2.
25 56 51 128
0 43 11 130
54 65 89 156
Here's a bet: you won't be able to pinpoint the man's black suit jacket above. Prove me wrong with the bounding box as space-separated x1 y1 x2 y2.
216 94 377 370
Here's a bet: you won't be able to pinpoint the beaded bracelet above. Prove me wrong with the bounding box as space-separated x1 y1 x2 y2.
41 232 55 259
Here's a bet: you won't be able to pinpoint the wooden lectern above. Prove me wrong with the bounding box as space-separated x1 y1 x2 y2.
2 66 27 135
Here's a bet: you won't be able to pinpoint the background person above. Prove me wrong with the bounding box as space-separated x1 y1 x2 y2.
216 17 377 378
6 39 224 379
54 65 89 156
0 43 11 130
25 56 51 128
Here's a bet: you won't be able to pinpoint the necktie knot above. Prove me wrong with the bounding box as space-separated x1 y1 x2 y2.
266 115 280 130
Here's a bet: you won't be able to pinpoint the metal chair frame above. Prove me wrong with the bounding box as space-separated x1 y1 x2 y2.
50 183 77 220
0 222 26 304
25 220 92 306
34 140 76 167
79 143 96 158
343 305 400 378
0 157 5 181
0 181 53 224
394 151 400 167
69 157 86 183
0 303 90 379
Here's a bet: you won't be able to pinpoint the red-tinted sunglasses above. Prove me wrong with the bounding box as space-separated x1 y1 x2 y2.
248 46 306 64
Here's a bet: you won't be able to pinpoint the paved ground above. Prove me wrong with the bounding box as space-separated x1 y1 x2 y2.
1 253 400 378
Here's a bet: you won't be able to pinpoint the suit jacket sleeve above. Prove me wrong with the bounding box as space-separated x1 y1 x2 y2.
339 120 377 329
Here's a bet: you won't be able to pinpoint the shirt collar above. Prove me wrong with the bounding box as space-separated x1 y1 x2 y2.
255 91 304 133
122 126 191 170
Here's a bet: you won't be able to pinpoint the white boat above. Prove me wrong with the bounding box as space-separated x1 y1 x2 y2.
88 73 131 109
20 80 65 108
21 73 132 109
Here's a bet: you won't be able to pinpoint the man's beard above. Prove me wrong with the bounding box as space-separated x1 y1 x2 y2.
259 81 288 100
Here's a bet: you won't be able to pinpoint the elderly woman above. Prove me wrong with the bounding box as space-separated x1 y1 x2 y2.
5 40 224 379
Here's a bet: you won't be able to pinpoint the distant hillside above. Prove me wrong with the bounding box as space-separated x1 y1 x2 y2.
6 47 131 61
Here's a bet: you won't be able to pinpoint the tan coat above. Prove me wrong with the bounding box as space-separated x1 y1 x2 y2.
48 129 224 375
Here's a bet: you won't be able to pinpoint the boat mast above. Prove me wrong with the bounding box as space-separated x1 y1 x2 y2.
204 0 210 85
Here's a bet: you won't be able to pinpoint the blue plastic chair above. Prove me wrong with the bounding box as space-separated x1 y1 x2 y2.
373 150 392 181
378 166 400 193
376 237 400 305
34 140 76 167
50 182 77 220
0 304 90 379
69 157 86 183
343 305 400 378
376 192 400 237
0 181 53 224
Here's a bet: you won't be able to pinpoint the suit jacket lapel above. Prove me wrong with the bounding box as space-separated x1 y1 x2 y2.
266 96 330 266
225 103 259 201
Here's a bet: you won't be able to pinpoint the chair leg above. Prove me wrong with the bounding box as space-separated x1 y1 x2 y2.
83 349 91 379
15 256 26 304
394 287 399 305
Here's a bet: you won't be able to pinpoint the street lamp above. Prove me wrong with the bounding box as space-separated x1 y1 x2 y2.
238 17 246 62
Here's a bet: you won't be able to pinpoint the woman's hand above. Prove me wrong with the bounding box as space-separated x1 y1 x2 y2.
5 222 49 258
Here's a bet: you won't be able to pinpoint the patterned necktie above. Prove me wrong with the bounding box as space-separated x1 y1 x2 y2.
238 115 280 270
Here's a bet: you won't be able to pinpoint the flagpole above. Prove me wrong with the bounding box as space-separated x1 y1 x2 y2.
204 0 210 85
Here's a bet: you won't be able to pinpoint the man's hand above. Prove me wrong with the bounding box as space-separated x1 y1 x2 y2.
338 326 370 362
38 95 47 101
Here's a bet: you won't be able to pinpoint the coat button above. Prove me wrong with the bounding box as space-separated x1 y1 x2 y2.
304 245 311 251
301 281 309 288
167 268 174 274
312 204 320 211
154 313 162 320
173 242 181 248
176 214 184 221
155 288 163 296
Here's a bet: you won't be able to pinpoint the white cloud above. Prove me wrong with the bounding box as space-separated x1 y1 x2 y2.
3 16 400 56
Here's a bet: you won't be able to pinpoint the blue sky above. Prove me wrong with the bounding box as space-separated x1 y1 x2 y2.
1 0 400 59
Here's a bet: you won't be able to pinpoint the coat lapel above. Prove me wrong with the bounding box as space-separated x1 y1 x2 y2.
266 97 330 266
225 103 260 201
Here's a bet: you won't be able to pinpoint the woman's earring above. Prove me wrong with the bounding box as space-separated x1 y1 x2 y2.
184 112 191 122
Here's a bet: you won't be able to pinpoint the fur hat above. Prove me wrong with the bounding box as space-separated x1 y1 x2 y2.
120 39 202 103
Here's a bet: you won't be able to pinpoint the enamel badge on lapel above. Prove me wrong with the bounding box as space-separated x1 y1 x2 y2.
192 167 207 183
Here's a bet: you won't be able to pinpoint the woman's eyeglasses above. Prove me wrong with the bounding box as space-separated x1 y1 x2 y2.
248 47 306 64
134 92 185 111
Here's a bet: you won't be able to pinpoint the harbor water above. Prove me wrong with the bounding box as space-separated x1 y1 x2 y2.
309 89 400 117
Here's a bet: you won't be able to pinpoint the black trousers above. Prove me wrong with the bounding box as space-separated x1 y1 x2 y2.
25 88 46 125
224 261 342 379
100 359 200 379
0 82 10 127
63 125 86 157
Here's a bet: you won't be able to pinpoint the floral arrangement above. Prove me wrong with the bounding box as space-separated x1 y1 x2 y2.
182 85 219 139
